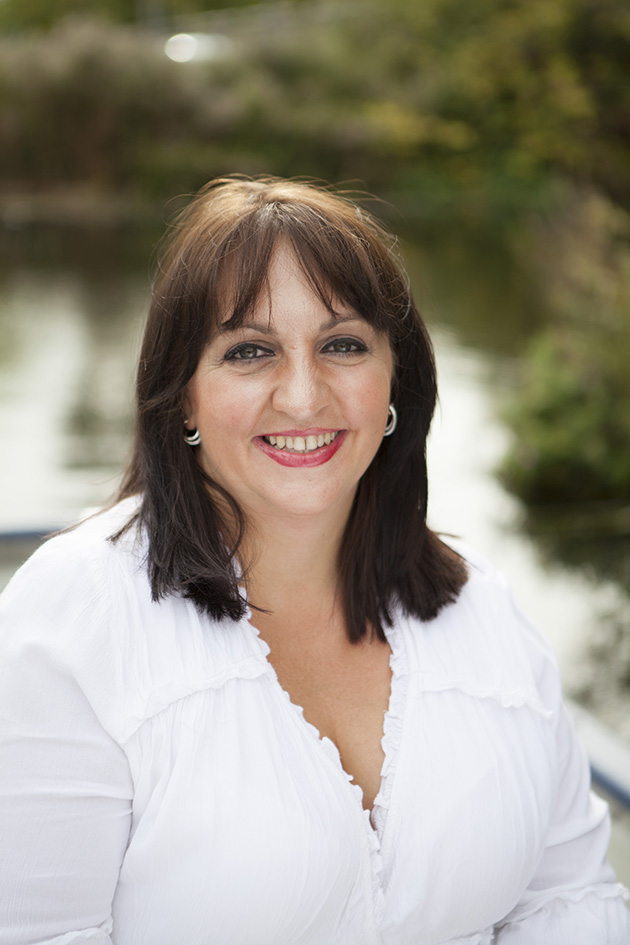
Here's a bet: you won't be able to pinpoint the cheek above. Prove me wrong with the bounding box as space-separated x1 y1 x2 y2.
344 368 392 422
206 382 263 438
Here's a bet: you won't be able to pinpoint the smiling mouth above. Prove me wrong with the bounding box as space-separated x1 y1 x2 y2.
262 431 340 453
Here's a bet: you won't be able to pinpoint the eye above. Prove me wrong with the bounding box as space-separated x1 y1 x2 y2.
224 342 274 362
323 337 368 355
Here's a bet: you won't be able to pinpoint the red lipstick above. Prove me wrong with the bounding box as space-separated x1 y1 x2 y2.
255 431 346 467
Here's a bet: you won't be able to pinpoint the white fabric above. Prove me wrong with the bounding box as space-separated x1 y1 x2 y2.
0 498 628 945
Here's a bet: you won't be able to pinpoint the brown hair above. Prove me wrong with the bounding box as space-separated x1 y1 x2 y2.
116 176 467 641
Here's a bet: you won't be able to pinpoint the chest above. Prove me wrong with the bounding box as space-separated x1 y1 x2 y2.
262 631 393 813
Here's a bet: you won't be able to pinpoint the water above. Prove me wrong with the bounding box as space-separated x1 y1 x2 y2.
1 223 629 727
0 226 151 529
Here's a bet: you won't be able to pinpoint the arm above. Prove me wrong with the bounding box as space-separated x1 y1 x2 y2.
494 590 630 943
0 551 133 945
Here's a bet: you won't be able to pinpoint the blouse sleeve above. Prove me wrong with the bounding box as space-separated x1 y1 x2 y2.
0 544 134 945
492 582 630 943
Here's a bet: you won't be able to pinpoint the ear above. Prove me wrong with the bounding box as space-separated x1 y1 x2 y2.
182 390 196 430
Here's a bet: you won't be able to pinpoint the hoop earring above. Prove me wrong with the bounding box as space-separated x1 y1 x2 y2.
383 404 397 437
183 427 201 446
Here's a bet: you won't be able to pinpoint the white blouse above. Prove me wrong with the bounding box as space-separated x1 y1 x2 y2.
0 499 628 945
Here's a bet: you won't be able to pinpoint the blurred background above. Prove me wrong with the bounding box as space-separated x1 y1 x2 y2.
1 0 630 870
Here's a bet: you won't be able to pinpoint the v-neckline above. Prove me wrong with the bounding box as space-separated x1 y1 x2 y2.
245 610 409 846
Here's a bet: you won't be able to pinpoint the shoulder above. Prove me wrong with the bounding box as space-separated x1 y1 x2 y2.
401 537 562 723
0 500 143 735
0 499 263 744
0 498 147 637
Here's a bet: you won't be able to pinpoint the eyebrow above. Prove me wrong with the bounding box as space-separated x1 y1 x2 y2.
218 313 364 335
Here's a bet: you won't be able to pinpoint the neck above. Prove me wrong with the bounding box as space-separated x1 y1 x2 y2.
239 505 350 616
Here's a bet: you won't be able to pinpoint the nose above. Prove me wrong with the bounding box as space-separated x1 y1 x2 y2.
271 354 331 421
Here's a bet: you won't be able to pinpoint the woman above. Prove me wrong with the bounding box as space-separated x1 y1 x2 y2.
0 176 628 944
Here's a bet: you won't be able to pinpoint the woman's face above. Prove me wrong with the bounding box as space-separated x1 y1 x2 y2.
185 243 393 529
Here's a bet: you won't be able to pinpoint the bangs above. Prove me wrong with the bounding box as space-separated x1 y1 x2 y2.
196 197 405 340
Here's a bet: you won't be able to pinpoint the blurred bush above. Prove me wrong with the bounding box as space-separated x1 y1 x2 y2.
0 18 242 197
0 0 256 32
0 0 629 213
500 191 630 503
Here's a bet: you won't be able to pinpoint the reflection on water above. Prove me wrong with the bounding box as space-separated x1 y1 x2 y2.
1 223 628 732
520 503 630 596
0 226 155 528
400 223 548 356
520 504 630 737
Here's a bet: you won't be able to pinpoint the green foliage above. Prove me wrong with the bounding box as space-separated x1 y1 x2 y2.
355 0 630 206
0 0 259 32
499 192 630 503
0 0 629 211
0 0 135 31
0 18 256 193
500 326 630 502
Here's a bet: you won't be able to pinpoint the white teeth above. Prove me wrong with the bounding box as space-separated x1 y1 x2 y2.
263 431 339 453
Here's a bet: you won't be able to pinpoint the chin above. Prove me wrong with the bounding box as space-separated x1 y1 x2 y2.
251 483 357 523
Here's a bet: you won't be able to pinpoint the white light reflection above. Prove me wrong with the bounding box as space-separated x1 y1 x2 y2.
164 32 233 63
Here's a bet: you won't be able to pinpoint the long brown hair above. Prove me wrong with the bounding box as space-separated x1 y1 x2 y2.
116 176 467 641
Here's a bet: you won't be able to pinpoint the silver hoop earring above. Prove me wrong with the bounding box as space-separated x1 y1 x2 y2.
183 428 201 446
383 404 397 437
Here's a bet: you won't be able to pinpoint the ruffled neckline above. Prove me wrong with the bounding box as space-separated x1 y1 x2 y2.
242 599 409 921
371 620 408 841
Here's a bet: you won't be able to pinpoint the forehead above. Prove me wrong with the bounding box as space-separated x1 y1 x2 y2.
217 241 362 332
